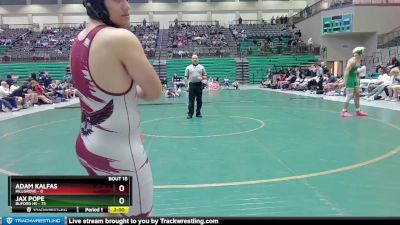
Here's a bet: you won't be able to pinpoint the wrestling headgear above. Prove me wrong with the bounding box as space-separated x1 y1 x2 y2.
83 0 116 27
353 47 365 56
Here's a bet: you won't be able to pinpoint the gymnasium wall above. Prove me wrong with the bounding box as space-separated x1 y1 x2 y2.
0 1 307 27
296 4 400 63
62 15 89 24
323 32 377 62
1 16 28 24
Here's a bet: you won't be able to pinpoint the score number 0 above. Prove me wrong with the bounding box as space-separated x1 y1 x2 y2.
118 184 125 205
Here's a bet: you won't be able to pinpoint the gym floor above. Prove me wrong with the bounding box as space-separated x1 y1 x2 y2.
1 88 399 217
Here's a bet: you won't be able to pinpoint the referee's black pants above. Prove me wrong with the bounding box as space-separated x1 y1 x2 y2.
188 82 202 116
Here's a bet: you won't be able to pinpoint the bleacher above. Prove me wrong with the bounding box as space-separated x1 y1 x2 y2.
0 56 319 86
248 55 319 84
0 28 31 44
239 38 291 55
167 24 231 58
166 58 236 87
0 62 68 83
0 23 160 62
230 24 284 39
379 36 400 49
130 23 159 58
0 46 10 54
0 27 31 59
229 23 306 57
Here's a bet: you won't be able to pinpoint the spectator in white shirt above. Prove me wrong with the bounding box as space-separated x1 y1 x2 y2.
0 81 18 111
386 68 400 102
308 37 313 52
364 67 393 100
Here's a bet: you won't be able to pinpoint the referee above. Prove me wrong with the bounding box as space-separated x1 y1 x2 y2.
184 54 207 119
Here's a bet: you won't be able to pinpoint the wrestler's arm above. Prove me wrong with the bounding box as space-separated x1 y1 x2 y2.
112 29 162 101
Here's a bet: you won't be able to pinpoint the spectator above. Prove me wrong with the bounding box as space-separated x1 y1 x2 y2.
307 37 313 52
321 62 329 74
232 80 240 90
64 72 72 83
28 73 37 82
10 81 38 107
387 57 400 70
224 76 230 88
0 81 19 111
165 88 180 98
316 75 324 94
6 74 14 87
316 64 324 77
363 67 392 101
160 77 168 91
325 74 344 94
386 68 400 101
31 81 52 104
0 98 15 112
41 72 52 88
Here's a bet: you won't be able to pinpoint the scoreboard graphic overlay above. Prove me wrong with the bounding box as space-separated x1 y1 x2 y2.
8 176 131 214
322 13 353 34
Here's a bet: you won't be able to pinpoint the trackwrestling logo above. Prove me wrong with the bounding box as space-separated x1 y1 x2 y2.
2 217 64 225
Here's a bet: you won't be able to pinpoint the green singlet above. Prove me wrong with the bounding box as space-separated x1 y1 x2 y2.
346 65 359 88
